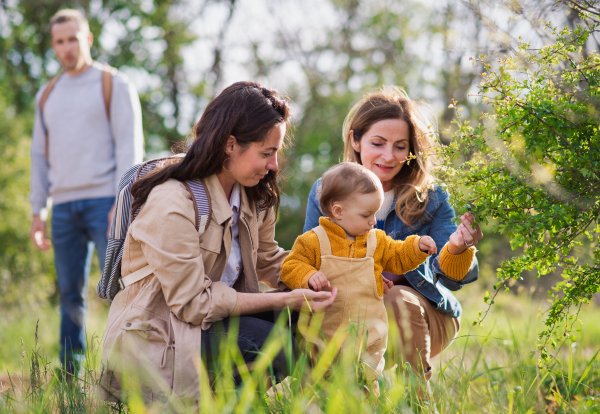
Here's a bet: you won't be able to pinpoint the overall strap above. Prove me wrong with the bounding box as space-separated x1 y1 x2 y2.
365 229 377 258
312 226 332 256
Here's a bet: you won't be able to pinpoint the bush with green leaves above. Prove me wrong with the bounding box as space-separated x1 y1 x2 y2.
439 12 600 362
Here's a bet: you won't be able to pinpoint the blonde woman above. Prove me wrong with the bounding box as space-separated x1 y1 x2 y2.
304 87 483 383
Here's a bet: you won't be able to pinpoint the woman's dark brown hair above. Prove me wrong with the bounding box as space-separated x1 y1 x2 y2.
342 86 439 225
131 81 290 215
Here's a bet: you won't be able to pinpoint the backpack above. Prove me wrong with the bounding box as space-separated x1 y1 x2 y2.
39 63 115 161
96 156 212 301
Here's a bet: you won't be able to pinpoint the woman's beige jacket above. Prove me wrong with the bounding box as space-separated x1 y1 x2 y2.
100 175 288 403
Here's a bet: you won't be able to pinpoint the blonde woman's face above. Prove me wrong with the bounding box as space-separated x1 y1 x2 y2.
351 119 410 192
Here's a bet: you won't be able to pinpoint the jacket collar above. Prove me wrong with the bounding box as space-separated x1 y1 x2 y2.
203 174 255 225
239 184 256 219
204 175 232 225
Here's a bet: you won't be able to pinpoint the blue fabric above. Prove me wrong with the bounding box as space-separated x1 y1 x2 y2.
52 196 113 363
304 179 479 318
201 311 299 385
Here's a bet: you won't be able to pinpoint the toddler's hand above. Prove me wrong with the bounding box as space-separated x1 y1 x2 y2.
419 236 437 255
308 271 330 292
382 276 394 294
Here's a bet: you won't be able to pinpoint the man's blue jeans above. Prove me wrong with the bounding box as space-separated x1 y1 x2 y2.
51 197 113 365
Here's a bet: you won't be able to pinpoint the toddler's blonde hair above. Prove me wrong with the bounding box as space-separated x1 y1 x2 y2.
319 162 383 217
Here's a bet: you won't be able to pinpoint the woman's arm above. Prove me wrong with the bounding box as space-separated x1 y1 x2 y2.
231 288 337 316
303 179 322 232
133 183 338 327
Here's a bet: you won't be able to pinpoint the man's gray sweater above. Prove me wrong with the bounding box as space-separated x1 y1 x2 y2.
30 62 144 215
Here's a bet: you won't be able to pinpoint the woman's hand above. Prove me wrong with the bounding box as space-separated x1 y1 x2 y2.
233 289 337 316
447 212 483 255
284 288 338 313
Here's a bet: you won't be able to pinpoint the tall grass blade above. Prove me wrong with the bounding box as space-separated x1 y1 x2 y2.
573 347 600 394
567 340 573 397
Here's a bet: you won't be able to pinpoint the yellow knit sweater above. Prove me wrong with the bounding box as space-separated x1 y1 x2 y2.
281 217 476 296
281 217 428 296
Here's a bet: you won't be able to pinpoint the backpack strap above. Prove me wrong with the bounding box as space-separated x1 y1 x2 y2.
119 178 212 290
39 73 62 114
183 179 212 237
113 185 129 239
39 73 62 160
101 64 116 121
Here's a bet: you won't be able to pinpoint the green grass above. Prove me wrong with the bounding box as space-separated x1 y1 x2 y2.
0 270 111 374
1 283 600 413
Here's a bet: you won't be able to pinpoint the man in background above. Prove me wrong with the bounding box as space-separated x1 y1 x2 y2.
29 9 144 374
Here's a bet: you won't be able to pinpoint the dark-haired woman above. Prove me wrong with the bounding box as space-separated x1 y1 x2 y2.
101 82 336 403
304 87 483 386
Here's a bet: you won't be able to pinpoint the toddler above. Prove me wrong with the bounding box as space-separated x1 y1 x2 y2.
281 162 437 392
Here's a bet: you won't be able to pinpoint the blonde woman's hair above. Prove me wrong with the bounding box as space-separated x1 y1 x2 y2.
342 86 439 225
319 162 383 218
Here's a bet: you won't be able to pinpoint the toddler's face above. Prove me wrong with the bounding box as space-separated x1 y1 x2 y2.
333 191 383 237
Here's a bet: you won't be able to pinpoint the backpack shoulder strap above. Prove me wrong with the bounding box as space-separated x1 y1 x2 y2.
39 73 62 160
183 179 212 237
39 73 62 114
128 156 183 222
119 178 210 291
101 64 116 121
99 155 187 300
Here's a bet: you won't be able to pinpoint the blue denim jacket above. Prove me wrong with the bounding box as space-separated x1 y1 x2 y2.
304 179 479 318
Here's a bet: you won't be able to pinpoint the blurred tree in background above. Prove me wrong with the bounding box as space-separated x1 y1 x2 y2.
0 0 594 317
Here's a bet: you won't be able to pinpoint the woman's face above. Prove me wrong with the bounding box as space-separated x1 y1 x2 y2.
351 118 410 192
223 123 286 189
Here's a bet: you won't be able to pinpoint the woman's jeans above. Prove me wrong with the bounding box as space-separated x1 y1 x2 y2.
201 310 299 385
51 197 113 368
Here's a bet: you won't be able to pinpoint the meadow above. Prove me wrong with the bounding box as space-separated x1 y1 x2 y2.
1 271 599 414
1 1 598 412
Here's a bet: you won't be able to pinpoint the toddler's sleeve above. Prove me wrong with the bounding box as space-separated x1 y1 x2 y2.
281 232 321 289
380 232 429 275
